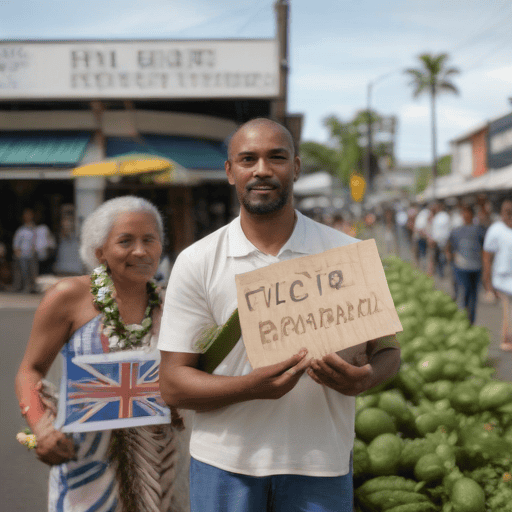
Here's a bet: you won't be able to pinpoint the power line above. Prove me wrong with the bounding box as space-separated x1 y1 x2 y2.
234 0 275 36
463 33 512 72
172 2 269 37
450 1 512 55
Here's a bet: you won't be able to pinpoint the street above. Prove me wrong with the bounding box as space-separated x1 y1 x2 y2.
0 242 510 510
0 303 60 512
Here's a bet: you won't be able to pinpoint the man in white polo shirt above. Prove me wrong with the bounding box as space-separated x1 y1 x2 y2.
483 198 512 351
158 118 401 512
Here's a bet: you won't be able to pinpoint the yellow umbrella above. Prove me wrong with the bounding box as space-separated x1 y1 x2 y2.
72 153 175 178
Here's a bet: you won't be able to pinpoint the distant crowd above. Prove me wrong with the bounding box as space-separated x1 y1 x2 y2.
303 194 512 351
0 206 83 293
4 195 511 352
0 205 173 294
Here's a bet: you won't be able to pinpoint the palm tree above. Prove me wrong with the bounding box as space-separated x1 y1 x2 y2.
404 53 459 198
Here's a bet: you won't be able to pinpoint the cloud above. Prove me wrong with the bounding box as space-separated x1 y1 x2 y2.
440 108 483 129
400 104 429 120
0 0 273 39
486 66 512 84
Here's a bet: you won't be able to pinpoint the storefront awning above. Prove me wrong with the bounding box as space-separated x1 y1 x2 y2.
294 172 333 197
0 132 92 166
417 165 512 202
106 135 227 171
72 153 176 178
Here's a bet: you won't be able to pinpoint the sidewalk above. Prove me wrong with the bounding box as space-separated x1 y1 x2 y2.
0 290 44 309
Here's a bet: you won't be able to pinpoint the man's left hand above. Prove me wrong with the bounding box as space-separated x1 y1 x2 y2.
307 353 374 396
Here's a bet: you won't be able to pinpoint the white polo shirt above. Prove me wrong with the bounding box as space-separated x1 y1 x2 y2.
158 211 359 477
484 220 512 295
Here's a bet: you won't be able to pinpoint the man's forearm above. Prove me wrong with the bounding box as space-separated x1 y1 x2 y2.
367 347 401 390
160 366 254 412
159 349 310 412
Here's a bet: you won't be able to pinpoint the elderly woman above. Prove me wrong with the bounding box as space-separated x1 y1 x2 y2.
15 196 189 512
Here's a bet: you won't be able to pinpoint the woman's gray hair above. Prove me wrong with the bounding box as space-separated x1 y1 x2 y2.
80 196 164 271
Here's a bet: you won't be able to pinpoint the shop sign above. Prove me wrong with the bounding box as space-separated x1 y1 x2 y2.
0 40 279 100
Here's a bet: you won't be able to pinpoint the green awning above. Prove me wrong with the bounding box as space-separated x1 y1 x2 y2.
0 132 92 166
106 134 227 170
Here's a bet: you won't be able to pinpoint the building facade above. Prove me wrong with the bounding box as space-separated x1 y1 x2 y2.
1 3 302 268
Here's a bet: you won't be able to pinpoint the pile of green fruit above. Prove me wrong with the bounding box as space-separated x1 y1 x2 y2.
354 256 512 512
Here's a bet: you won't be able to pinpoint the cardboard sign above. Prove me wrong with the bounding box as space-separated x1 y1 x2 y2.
235 239 402 369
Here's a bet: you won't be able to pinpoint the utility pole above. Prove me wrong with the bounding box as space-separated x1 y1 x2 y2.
365 69 399 196
273 0 289 125
431 85 437 200
365 82 373 193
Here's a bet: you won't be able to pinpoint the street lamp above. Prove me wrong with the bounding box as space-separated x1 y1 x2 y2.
365 70 400 195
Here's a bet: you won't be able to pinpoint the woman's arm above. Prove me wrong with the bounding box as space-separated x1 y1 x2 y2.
15 278 88 464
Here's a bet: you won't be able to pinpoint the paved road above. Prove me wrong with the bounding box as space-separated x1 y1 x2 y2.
0 235 510 511
0 303 57 512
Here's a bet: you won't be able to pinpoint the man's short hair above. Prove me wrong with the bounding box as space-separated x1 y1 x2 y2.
227 118 296 159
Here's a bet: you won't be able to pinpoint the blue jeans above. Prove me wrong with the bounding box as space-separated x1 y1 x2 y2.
189 458 354 512
454 267 481 324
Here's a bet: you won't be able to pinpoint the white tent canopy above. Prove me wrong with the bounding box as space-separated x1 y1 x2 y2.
417 164 512 202
294 171 333 197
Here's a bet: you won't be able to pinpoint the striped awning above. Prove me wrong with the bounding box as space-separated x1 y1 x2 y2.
0 132 92 166
106 134 227 171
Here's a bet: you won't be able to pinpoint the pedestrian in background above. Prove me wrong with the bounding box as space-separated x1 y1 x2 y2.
12 208 38 293
383 207 398 256
331 212 345 232
447 200 464 301
53 216 83 275
395 205 409 260
34 211 57 275
483 198 512 351
475 194 496 233
430 201 451 278
412 203 431 272
446 204 486 324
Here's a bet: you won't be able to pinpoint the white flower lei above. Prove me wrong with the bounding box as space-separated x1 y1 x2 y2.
90 264 161 351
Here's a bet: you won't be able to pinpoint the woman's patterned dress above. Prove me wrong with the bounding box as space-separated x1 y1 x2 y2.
48 315 189 512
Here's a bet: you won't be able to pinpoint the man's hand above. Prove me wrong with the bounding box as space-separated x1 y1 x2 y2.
246 348 310 400
308 353 374 396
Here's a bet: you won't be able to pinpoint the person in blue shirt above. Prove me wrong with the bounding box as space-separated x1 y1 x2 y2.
446 204 486 324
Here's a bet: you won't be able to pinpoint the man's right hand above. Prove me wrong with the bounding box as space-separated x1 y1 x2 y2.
245 348 310 400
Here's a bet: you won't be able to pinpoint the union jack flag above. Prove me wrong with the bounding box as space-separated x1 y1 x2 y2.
55 350 171 433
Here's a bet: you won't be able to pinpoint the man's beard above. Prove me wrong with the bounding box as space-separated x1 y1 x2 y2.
240 180 291 215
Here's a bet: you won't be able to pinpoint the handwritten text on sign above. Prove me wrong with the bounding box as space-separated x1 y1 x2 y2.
235 239 402 368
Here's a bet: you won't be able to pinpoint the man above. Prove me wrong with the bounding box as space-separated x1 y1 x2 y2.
447 201 464 301
158 118 400 512
12 208 38 293
412 203 431 271
430 202 451 278
446 204 486 324
34 210 56 275
483 198 512 350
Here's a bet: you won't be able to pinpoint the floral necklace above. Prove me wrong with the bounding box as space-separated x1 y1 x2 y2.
91 264 161 351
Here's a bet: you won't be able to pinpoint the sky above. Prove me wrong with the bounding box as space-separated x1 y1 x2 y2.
2 0 511 165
